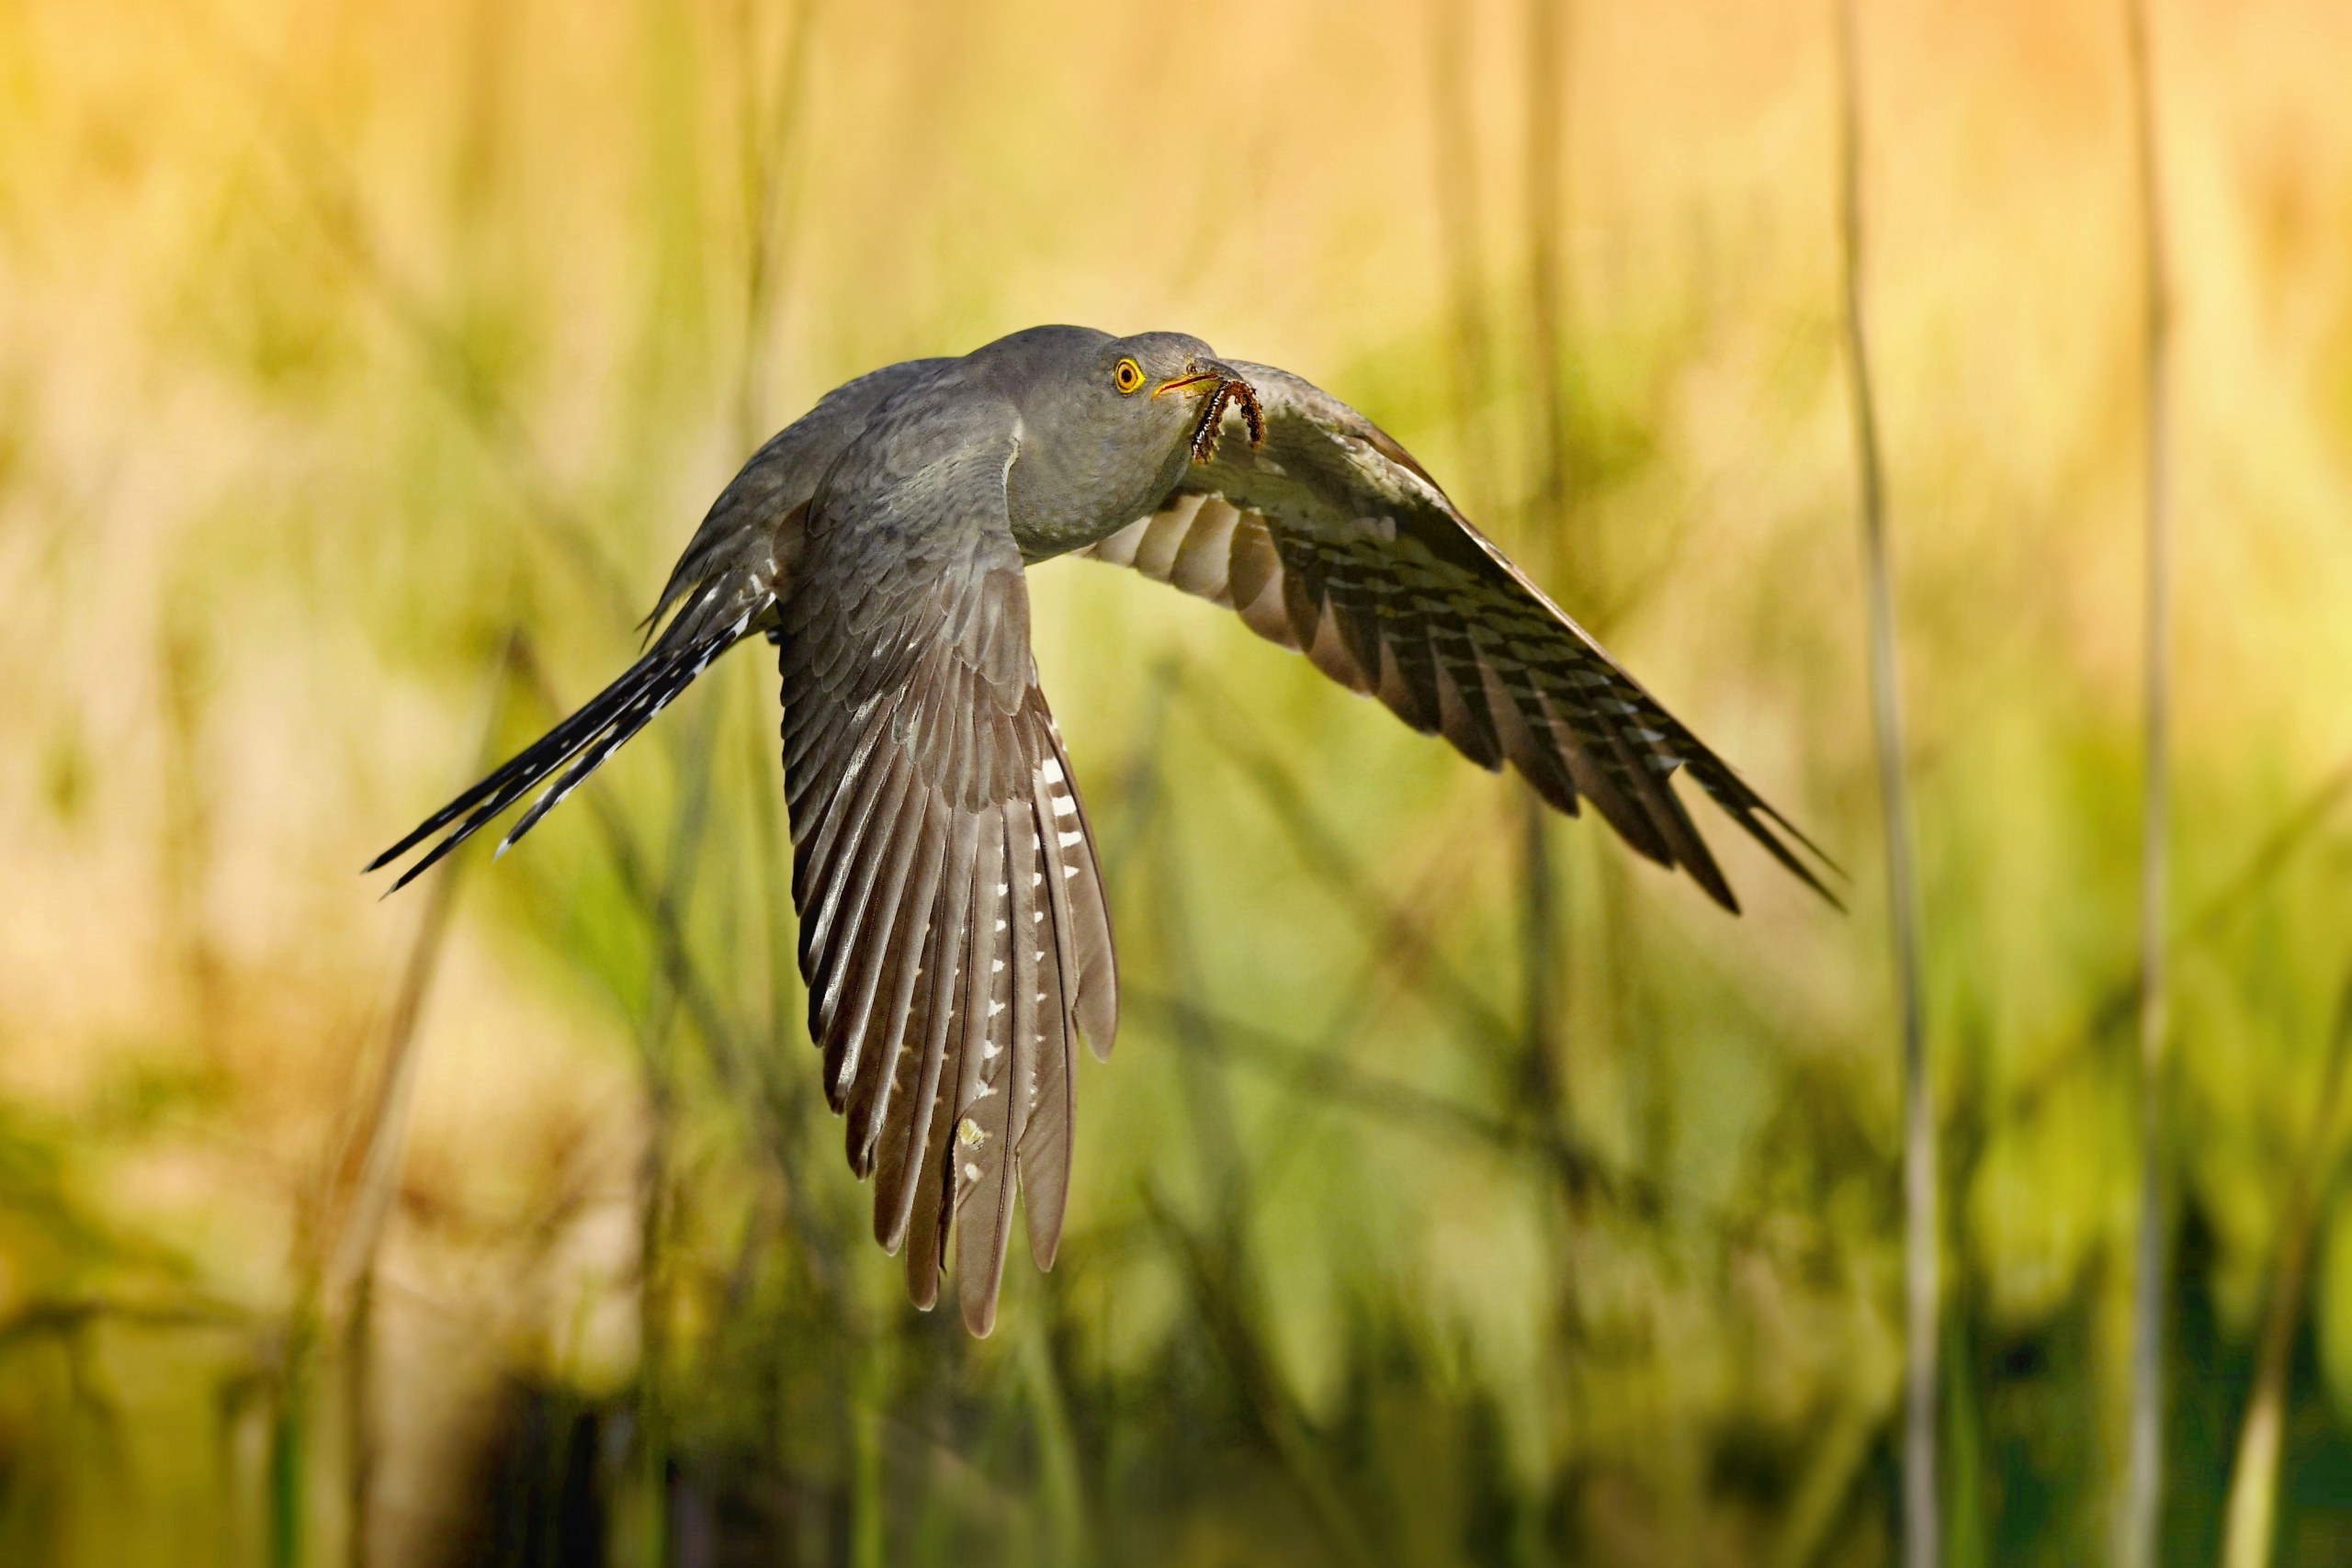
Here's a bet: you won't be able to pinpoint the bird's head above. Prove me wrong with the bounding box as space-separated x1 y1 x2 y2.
1108 332 1265 466
978 326 1263 541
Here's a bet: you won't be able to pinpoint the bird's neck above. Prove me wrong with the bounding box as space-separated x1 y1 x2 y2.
1004 434 1188 564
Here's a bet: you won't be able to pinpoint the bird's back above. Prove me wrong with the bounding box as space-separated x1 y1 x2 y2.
645 355 956 647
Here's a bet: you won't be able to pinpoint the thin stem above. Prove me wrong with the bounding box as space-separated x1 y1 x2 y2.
2221 975 2352 1568
1523 0 1572 561
1427 0 1498 496
343 1275 373 1568
2120 0 2172 1561
1835 3 1937 1563
305 636 513 1568
1521 0 1573 1117
323 644 513 1313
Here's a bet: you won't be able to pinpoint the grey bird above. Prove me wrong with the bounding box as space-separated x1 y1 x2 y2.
371 324 1835 1334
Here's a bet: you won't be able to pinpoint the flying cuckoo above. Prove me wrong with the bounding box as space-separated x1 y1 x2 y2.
371 325 1835 1334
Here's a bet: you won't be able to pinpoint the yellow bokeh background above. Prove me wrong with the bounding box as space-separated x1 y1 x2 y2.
3 0 2350 1562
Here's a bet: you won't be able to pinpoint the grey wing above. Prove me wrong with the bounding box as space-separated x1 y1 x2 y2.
645 357 954 645
1079 362 1836 912
781 381 1115 1336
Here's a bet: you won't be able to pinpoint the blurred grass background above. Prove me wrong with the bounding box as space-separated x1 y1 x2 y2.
4 0 2352 1562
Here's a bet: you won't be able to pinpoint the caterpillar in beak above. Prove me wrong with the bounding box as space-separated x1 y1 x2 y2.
1187 374 1265 465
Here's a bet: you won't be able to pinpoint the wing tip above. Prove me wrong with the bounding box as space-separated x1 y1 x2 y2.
1732 805 1847 913
1693 867 1742 916
1076 1007 1116 1063
1026 1209 1065 1272
958 1277 1001 1338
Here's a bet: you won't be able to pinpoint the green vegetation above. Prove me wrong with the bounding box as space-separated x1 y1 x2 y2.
3 1 2351 1562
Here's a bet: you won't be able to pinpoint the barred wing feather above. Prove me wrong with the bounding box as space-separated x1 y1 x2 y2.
1080 363 1836 912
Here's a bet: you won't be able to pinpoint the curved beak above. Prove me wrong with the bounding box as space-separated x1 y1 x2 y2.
1151 359 1242 399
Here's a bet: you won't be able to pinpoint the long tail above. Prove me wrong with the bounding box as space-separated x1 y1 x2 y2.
368 606 761 894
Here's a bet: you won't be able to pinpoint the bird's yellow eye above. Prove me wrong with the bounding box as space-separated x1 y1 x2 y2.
1113 357 1145 395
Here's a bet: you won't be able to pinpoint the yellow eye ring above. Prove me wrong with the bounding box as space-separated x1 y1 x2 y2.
1113 357 1145 395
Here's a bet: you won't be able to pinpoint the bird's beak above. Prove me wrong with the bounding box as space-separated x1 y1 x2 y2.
1151 369 1222 399
1153 356 1251 398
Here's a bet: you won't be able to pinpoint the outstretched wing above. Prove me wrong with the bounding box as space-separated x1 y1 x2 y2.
783 378 1115 1335
1078 362 1834 911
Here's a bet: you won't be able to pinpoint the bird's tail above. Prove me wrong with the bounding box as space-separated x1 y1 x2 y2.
368 604 763 894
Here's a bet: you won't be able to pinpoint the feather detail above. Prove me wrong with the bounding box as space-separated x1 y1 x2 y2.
1075 357 1838 910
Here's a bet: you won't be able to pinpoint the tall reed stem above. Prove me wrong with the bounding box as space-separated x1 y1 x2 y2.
1834 4 1936 1562
1521 0 1572 1113
2221 976 2352 1567
2119 0 2172 1562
